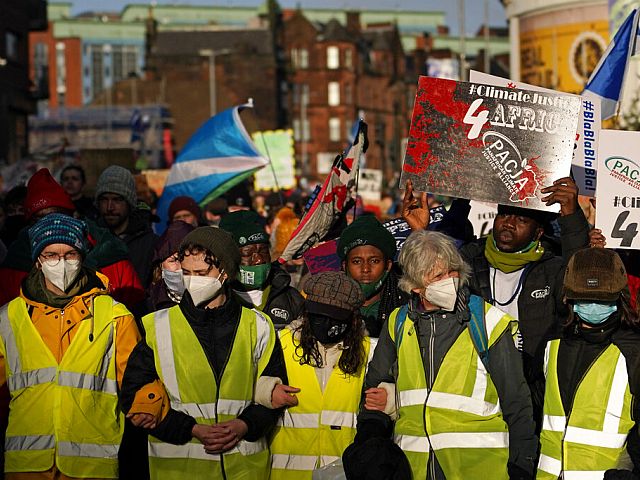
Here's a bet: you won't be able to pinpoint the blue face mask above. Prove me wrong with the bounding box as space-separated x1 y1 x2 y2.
573 302 617 325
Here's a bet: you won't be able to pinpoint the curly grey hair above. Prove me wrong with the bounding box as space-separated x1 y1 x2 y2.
398 230 472 294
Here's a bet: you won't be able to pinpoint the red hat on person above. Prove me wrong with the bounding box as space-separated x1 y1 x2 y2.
168 196 201 222
24 168 76 220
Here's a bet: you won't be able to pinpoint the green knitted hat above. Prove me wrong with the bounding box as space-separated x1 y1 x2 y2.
219 210 269 247
179 226 240 279
337 215 397 260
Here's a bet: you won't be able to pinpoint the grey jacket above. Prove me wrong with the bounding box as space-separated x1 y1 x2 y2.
356 289 538 480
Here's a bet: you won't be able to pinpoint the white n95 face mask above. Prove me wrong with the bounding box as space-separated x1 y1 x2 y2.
41 259 82 292
423 277 460 312
184 273 224 306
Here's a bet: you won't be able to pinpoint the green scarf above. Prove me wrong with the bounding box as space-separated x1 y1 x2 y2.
484 232 544 273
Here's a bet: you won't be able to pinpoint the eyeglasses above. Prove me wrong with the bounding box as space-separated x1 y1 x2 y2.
39 251 81 265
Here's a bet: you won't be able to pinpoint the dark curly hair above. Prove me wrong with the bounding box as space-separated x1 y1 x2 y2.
293 313 367 377
564 290 640 331
178 243 222 272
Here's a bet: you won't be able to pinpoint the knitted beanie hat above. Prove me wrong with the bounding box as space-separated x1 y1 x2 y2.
564 248 628 302
337 214 397 260
168 196 201 222
219 210 269 246
304 271 364 321
95 166 137 207
24 168 76 220
29 213 88 261
180 226 240 279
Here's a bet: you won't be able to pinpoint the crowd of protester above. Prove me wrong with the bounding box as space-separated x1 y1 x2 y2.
0 163 637 480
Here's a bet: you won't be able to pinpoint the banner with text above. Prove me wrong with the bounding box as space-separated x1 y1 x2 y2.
359 168 383 201
470 70 600 197
596 129 640 249
400 76 581 211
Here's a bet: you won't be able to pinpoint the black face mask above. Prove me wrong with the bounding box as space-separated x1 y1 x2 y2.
308 313 351 344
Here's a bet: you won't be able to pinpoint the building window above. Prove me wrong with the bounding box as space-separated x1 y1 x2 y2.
291 48 308 69
327 46 339 69
302 118 310 141
329 117 341 142
299 48 308 69
55 42 66 104
345 83 352 105
301 83 309 106
328 82 340 106
5 31 19 61
345 48 353 69
293 119 301 141
90 45 104 97
33 43 49 98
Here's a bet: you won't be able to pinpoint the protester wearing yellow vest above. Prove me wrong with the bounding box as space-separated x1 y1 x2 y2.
120 226 286 480
537 248 640 480
263 271 376 479
0 213 141 480
347 230 538 480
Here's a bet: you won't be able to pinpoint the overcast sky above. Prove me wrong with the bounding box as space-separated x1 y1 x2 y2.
69 0 507 35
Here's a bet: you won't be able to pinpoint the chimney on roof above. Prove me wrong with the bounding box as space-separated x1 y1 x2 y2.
437 25 449 35
346 11 360 35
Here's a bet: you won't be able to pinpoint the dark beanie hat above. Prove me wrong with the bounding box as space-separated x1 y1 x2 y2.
168 196 201 222
564 248 628 302
153 220 195 264
29 213 88 261
304 271 364 321
337 215 397 260
497 204 558 228
24 168 76 220
180 226 240 279
219 210 269 246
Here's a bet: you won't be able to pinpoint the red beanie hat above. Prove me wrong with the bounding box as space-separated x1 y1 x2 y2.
24 168 76 220
168 196 201 222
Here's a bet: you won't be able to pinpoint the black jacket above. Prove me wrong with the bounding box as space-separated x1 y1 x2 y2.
121 290 287 445
257 263 305 330
100 209 158 288
460 211 590 424
355 289 538 479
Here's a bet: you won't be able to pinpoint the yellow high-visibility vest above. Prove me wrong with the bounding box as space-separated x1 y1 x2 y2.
270 327 372 480
389 303 515 480
143 304 275 480
537 339 634 480
0 295 127 478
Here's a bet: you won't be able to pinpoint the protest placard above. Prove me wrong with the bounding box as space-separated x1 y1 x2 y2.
596 130 640 249
400 76 581 211
468 200 498 238
470 70 600 197
359 168 383 201
252 129 296 190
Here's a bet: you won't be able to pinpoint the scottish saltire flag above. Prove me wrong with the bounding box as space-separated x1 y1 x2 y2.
278 121 368 262
582 8 640 120
156 103 268 232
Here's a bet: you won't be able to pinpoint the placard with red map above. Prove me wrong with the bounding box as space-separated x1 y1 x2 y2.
400 76 581 211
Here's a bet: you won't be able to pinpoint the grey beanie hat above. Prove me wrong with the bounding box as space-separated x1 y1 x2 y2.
95 165 137 207
179 226 241 280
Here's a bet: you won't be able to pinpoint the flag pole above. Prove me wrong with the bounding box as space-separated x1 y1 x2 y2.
258 131 285 206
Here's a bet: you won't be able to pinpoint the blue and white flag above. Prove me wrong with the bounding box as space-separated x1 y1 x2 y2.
156 103 268 232
582 8 640 120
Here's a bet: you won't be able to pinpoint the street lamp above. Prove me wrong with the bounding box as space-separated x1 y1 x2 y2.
198 48 231 117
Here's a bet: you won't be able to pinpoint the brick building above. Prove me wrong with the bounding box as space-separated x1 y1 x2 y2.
0 0 47 163
283 10 414 182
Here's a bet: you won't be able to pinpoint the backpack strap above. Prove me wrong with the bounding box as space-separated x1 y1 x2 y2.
467 294 490 368
393 305 409 350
